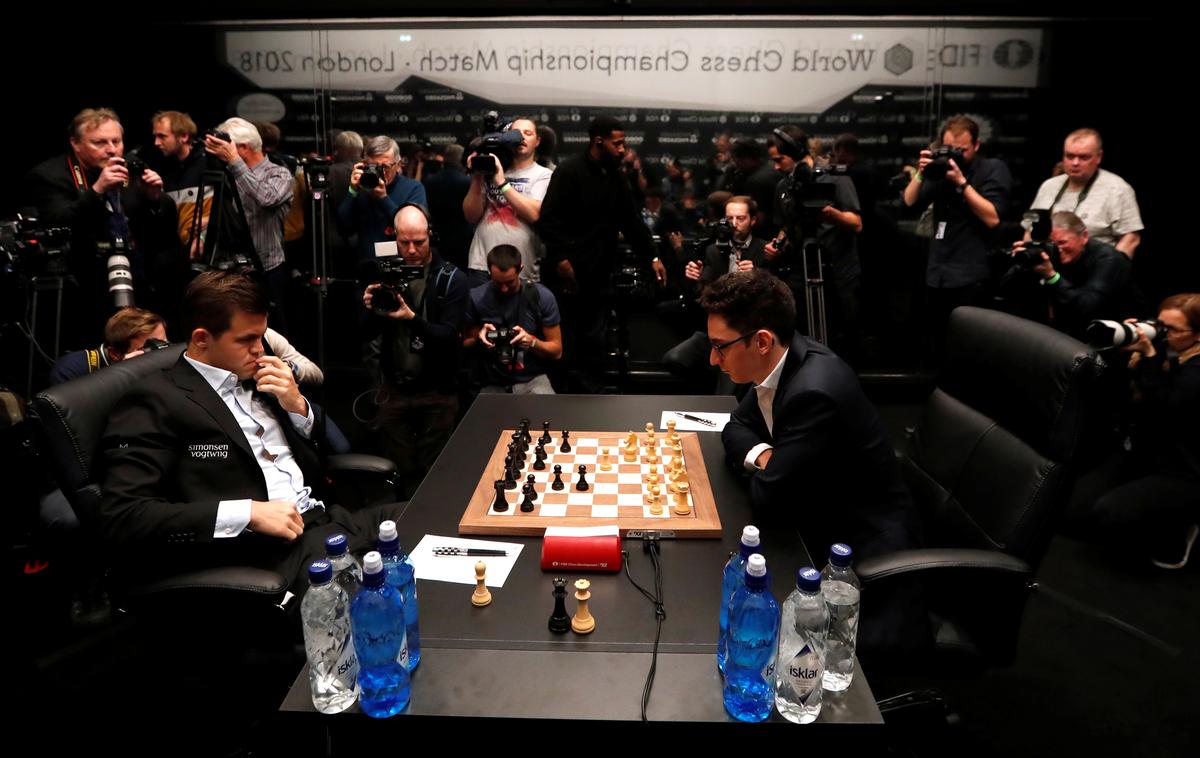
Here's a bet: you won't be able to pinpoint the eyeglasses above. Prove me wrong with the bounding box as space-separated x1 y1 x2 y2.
709 331 756 359
1163 324 1194 335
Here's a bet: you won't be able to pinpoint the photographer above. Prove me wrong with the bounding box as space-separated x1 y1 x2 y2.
1069 294 1200 569
25 108 178 350
1004 211 1141 338
336 135 427 265
463 244 563 394
361 205 468 495
48 307 168 385
463 117 552 286
1030 128 1143 258
766 125 863 352
684 195 767 289
902 115 1012 348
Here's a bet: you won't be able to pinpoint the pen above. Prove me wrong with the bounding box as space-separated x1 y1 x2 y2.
674 412 716 427
433 547 508 557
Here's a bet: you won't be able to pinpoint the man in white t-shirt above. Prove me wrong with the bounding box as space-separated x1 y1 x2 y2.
1029 128 1143 258
463 117 554 285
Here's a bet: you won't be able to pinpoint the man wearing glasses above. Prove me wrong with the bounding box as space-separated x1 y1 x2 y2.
701 269 920 562
336 135 428 264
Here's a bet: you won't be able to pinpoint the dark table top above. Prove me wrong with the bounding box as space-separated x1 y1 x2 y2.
280 394 882 726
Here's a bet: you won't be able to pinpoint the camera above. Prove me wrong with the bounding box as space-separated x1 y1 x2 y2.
1085 319 1164 350
122 154 147 182
778 165 838 234
1013 210 1059 269
467 111 524 176
485 325 525 370
205 128 232 144
369 255 424 314
141 338 171 352
359 162 386 190
923 145 966 181
301 156 332 193
0 215 70 277
712 217 734 244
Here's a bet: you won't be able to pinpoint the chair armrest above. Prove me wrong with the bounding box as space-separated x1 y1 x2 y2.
326 453 396 476
857 548 1032 584
128 566 288 602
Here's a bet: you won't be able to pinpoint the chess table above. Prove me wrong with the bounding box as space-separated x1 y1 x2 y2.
279 395 883 737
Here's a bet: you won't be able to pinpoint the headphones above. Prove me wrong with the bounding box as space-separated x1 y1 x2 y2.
772 127 809 162
395 202 435 240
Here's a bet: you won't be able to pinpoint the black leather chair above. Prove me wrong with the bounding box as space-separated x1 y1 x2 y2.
859 307 1106 672
28 343 397 612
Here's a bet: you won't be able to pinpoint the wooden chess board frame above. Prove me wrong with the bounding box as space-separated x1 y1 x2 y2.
459 429 723 538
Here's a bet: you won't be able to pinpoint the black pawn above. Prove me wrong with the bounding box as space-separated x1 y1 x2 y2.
576 464 590 491
521 418 532 445
540 420 553 446
548 578 571 633
503 457 518 490
491 479 509 512
533 448 547 471
526 473 538 498
520 484 536 513
514 449 526 471
560 430 572 453
551 464 565 491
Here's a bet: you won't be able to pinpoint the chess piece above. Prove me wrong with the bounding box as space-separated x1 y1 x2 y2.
576 464 589 491
600 448 612 471
648 484 663 515
540 420 553 446
472 561 492 606
520 484 536 512
571 579 595 634
504 459 518 490
520 418 532 445
646 471 659 486
548 578 571 633
646 447 658 465
560 430 572 453
645 422 656 444
533 444 547 470
666 418 677 436
672 481 691 515
526 473 537 496
491 479 509 512
513 447 526 470
551 464 565 490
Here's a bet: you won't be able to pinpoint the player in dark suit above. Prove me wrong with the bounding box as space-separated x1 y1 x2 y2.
701 269 921 561
99 269 394 591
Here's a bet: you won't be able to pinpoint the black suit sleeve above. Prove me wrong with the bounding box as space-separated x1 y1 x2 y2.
1047 249 1131 322
723 384 840 510
99 386 221 545
536 167 580 267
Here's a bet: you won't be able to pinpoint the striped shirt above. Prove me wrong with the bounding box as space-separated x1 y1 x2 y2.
227 156 293 271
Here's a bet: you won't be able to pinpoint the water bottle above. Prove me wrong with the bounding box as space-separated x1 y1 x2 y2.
378 520 421 671
300 560 360 714
350 551 411 718
776 567 828 724
722 553 780 722
718 524 761 673
820 543 861 692
324 533 362 600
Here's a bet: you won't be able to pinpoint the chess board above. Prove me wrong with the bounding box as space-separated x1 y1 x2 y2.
458 429 723 538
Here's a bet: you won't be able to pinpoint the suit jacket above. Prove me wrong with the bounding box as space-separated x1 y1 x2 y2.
699 237 768 288
722 335 920 560
99 355 328 568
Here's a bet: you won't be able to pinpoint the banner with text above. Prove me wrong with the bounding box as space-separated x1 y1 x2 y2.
225 24 1043 113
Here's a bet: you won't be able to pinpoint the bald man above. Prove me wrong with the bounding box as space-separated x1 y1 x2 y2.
362 204 469 494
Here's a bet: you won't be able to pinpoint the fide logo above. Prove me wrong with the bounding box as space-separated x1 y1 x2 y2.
993 39 1035 70
884 44 914 76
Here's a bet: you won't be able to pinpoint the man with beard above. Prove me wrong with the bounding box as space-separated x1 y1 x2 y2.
462 244 562 394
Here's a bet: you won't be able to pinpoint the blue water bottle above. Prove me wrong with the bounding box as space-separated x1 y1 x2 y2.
378 520 421 670
722 553 780 722
718 524 761 672
349 551 411 718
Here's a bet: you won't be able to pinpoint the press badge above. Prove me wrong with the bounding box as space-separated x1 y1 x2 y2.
936 221 947 240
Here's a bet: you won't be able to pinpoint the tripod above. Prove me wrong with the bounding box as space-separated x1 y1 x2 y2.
798 235 828 346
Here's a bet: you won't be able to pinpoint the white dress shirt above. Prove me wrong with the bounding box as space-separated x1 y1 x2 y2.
183 355 321 538
744 348 789 471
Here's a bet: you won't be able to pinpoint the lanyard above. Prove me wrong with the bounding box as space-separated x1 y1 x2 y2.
1051 172 1098 213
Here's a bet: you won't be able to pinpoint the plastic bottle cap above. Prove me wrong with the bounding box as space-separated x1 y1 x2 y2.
796 566 821 593
741 525 761 547
324 533 349 556
829 543 853 567
379 520 398 542
746 553 767 577
363 551 384 575
308 559 333 585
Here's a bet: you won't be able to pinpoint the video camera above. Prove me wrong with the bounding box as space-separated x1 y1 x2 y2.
467 111 524 176
778 165 839 235
923 145 966 182
0 215 70 278
368 255 425 314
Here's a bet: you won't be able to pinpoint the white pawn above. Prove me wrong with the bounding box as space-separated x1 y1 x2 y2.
472 561 492 607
